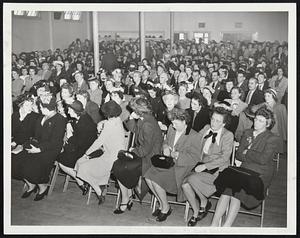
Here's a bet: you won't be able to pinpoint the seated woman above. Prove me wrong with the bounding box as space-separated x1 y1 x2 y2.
12 93 40 149
186 92 210 133
202 86 216 109
177 82 191 110
57 100 97 194
146 84 165 122
74 101 126 204
211 107 280 227
112 97 163 214
110 89 130 122
158 90 179 132
251 88 287 153
12 96 67 201
144 108 200 222
181 107 234 226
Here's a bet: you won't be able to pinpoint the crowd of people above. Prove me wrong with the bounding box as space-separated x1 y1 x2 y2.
11 37 287 226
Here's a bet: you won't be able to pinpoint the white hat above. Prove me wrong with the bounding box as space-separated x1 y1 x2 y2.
53 60 64 67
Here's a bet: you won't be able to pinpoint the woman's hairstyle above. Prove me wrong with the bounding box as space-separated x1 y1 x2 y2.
192 92 207 107
264 88 278 102
20 66 28 73
178 81 188 91
129 97 152 116
167 107 191 125
162 90 179 104
61 83 74 96
255 105 276 130
28 66 38 74
16 92 34 107
230 86 243 95
210 106 231 126
12 67 20 75
77 89 90 101
111 90 124 100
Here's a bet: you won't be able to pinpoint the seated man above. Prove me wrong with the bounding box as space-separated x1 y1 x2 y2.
181 106 234 226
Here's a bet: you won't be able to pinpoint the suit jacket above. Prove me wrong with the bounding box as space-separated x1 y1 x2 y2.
237 80 249 101
209 81 223 100
236 129 280 189
125 114 163 174
194 124 234 172
248 88 265 106
163 126 200 201
257 81 269 91
186 107 210 133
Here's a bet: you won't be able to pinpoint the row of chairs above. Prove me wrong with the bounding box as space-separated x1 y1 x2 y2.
28 136 279 227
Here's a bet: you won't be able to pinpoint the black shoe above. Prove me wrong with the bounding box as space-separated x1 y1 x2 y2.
198 201 212 220
113 200 133 214
152 208 162 217
21 186 38 199
187 216 200 226
79 183 89 196
156 207 172 222
34 187 49 201
97 195 106 205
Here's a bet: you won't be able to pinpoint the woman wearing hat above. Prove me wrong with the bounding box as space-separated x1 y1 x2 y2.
57 100 98 194
112 97 163 213
144 108 200 222
76 101 126 204
251 88 287 153
12 96 67 201
110 89 130 122
12 93 40 149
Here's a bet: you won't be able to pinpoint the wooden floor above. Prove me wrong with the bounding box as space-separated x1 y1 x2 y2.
10 155 287 228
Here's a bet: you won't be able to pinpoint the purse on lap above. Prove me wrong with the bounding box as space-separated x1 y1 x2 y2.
150 154 175 169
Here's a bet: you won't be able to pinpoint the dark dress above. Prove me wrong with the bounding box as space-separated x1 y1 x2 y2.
214 129 280 209
57 113 97 168
112 114 163 189
12 113 67 184
12 111 40 145
186 106 210 133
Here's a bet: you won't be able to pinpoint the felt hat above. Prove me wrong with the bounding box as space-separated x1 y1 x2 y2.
101 100 122 118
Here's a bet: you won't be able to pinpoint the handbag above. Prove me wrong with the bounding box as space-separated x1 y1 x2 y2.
227 166 260 177
117 150 139 161
151 154 175 169
191 162 219 174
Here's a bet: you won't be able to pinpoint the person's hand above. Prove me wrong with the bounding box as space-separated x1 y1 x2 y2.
11 141 17 148
26 144 41 154
129 112 139 120
12 145 23 154
128 147 134 152
170 151 179 159
195 164 207 173
163 147 171 157
242 149 248 155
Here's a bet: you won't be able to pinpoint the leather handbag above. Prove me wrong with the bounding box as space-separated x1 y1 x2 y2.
151 154 175 169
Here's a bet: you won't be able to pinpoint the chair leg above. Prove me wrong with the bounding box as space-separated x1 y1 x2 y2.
260 200 265 227
184 201 190 222
48 163 59 196
63 175 70 192
150 194 155 209
276 154 280 172
86 186 92 205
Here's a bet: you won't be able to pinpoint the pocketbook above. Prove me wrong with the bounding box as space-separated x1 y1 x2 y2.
151 154 175 169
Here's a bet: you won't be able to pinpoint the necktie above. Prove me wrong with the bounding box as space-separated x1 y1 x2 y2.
192 111 198 127
212 82 215 89
245 91 252 104
204 130 218 143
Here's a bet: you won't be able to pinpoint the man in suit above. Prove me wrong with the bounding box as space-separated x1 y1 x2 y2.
182 107 234 226
209 70 223 100
186 93 210 132
245 77 265 106
236 70 248 101
257 72 269 91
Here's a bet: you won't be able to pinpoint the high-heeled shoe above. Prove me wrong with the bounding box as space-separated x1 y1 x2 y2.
198 200 212 220
34 187 49 201
187 215 200 226
21 186 38 199
79 183 89 196
156 207 172 222
152 208 162 217
113 200 133 214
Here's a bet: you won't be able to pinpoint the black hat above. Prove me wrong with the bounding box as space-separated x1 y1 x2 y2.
101 100 122 118
87 76 99 83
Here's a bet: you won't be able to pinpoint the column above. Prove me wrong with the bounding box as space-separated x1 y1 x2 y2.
170 12 174 50
92 11 99 75
86 12 91 40
48 12 54 51
139 12 145 60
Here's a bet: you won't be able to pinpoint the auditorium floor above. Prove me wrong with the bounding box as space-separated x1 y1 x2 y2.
10 155 287 229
